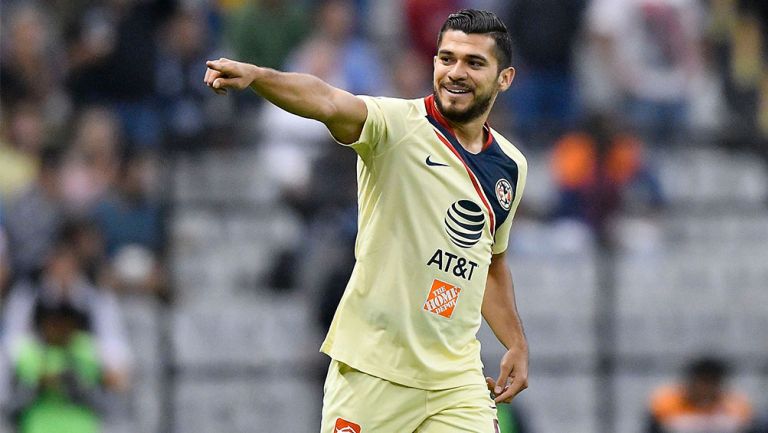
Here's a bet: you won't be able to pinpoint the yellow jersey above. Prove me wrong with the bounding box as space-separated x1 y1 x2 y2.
320 95 527 390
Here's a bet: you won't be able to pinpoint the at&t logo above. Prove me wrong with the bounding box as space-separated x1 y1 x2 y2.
444 200 485 248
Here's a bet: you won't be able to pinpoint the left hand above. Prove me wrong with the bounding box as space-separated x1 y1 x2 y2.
486 346 529 403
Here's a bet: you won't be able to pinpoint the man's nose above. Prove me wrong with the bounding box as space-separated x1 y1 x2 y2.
447 62 468 80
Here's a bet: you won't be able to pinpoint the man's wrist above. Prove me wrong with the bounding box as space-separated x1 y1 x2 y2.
505 336 528 352
247 65 266 90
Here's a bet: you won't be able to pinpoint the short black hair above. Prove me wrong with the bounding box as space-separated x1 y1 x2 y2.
686 357 729 383
437 9 513 70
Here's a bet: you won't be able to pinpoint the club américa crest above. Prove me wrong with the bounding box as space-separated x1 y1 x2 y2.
495 178 513 211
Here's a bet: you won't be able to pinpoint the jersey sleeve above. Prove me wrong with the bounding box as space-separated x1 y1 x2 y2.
492 154 528 254
332 96 409 164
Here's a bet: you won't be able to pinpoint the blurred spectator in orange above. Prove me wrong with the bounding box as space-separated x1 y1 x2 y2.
503 0 587 146
550 113 663 245
60 107 122 215
646 357 754 433
0 100 46 201
3 146 66 281
224 0 310 72
2 229 133 394
587 0 705 145
91 150 167 299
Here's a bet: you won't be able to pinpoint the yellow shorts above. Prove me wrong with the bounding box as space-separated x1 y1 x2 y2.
321 360 499 433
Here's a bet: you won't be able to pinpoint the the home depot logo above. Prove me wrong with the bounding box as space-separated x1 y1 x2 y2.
334 418 361 433
423 279 462 318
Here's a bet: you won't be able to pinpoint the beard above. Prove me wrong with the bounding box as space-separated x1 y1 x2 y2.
434 84 495 124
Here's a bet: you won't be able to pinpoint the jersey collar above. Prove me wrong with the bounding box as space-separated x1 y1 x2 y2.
424 94 494 152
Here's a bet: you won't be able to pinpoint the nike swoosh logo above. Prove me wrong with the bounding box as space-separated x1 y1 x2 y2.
426 155 449 167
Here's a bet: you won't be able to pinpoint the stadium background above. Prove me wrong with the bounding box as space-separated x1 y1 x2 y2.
1 0 767 432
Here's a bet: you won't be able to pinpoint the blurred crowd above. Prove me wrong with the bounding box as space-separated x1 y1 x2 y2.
1 0 767 432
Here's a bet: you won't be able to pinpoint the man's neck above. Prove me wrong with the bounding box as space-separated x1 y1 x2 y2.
446 115 489 154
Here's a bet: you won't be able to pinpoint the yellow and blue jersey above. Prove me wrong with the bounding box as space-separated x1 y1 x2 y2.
320 95 527 390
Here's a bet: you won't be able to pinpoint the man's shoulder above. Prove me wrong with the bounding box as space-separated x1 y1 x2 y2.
359 95 426 118
491 129 528 169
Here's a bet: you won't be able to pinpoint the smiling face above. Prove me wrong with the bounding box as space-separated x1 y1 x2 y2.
433 30 514 124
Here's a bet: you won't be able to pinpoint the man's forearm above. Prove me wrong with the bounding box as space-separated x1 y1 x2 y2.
205 58 366 143
483 254 530 401
482 255 527 351
247 66 339 122
483 286 527 351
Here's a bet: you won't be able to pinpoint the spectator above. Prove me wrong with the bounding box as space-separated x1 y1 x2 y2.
8 302 105 433
224 0 310 72
58 218 108 288
503 0 587 145
708 0 768 159
404 0 462 61
64 0 175 148
155 6 229 151
285 0 388 96
2 231 133 394
549 113 663 246
91 150 167 298
0 100 46 202
646 357 754 433
0 3 63 112
4 145 66 281
63 2 119 106
60 106 122 215
271 140 358 293
390 47 432 99
258 0 389 195
587 0 705 145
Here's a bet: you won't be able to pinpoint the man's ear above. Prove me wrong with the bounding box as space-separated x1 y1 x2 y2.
498 67 515 92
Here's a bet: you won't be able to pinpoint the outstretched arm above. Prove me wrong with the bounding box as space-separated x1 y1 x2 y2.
482 251 529 403
204 58 367 144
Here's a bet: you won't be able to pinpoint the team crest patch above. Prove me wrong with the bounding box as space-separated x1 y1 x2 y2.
495 179 513 211
335 418 361 433
423 279 462 318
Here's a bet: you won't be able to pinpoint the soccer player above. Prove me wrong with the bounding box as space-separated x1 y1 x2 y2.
204 9 528 433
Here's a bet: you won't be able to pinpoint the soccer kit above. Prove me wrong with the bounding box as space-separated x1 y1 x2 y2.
320 95 527 433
